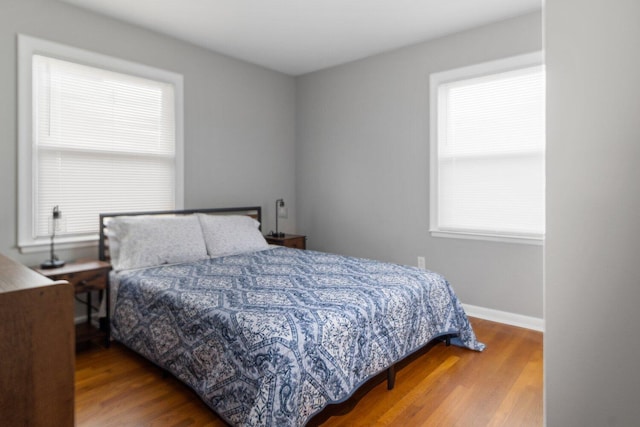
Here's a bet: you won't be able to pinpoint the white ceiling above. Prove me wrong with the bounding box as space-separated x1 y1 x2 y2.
59 0 541 76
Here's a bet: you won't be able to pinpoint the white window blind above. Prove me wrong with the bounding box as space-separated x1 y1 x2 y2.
430 54 545 243
32 54 177 240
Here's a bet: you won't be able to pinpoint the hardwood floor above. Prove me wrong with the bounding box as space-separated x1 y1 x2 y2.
75 318 542 426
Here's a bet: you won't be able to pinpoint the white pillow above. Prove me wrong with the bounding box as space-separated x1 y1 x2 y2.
106 215 208 271
197 214 269 257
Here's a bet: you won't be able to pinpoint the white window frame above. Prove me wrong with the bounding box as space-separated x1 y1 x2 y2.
18 34 184 253
429 52 545 245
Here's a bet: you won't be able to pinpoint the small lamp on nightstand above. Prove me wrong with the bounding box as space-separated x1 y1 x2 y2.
40 205 65 269
274 198 286 238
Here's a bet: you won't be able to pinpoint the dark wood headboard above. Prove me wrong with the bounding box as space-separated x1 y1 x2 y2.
99 206 262 263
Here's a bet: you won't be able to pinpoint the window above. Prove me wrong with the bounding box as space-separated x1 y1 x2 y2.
429 52 545 244
18 35 184 252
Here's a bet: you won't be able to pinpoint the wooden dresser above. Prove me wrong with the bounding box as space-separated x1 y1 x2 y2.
0 253 75 426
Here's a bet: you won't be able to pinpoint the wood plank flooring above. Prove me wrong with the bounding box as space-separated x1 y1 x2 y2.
75 318 542 426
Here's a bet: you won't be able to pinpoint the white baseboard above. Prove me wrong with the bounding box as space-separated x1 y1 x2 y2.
463 303 544 332
74 314 99 324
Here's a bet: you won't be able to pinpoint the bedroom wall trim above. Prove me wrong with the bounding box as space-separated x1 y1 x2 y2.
74 314 96 325
428 51 545 245
17 34 185 253
463 303 544 332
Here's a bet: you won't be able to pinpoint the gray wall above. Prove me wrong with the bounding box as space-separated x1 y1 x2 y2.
296 12 543 318
0 0 296 266
545 0 640 425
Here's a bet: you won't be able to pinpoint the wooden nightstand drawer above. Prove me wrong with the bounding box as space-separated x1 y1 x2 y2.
265 233 307 249
284 236 305 249
54 269 108 292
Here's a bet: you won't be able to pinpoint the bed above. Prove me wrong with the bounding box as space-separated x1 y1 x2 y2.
100 206 484 426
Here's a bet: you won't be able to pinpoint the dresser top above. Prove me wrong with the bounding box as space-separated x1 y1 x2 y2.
0 253 56 294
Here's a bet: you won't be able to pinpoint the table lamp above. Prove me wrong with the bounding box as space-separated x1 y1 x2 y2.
40 205 65 269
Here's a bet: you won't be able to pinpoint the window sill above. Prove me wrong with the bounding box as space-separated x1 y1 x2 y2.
19 235 98 254
430 230 544 246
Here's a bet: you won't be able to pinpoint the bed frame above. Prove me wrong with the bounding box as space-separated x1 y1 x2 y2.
98 205 455 422
98 206 261 263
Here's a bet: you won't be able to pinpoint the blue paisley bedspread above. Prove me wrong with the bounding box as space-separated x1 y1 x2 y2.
111 247 484 426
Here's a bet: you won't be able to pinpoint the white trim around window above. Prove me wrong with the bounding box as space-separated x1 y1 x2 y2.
18 34 184 253
429 52 545 245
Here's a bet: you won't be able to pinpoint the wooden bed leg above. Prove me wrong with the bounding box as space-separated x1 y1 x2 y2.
387 365 396 390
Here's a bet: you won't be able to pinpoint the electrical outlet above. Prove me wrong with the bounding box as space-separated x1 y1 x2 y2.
417 256 426 270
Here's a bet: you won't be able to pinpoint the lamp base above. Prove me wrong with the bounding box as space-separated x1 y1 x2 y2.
40 259 65 269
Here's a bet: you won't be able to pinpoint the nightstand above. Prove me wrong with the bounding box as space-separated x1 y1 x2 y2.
265 233 307 249
34 259 111 349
